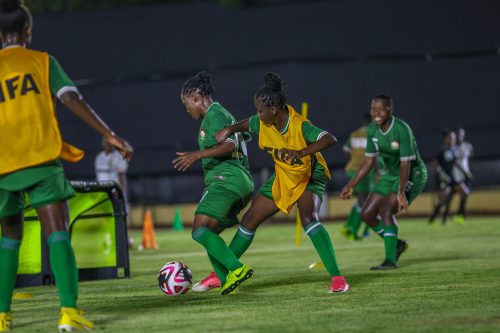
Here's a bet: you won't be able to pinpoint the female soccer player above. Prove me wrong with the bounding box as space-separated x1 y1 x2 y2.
0 0 133 331
214 72 350 293
340 95 427 270
173 70 254 295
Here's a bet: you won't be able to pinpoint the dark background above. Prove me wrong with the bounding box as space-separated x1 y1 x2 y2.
28 0 500 203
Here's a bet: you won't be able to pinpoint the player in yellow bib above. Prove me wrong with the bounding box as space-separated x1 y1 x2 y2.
215 73 350 293
0 1 133 331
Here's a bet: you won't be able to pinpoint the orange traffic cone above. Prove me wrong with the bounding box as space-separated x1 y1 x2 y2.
138 209 159 251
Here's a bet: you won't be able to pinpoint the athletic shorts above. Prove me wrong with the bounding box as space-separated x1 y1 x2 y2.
346 170 374 195
195 182 253 228
0 165 75 219
371 168 428 204
259 167 328 202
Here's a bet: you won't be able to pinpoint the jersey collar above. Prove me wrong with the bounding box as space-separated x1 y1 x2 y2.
378 117 395 136
206 101 220 114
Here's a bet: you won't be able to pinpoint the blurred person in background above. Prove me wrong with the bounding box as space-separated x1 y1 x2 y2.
340 95 428 270
0 0 132 331
95 138 132 246
452 127 473 224
341 113 374 240
428 129 457 224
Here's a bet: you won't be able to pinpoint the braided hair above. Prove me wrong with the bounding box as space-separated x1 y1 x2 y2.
255 72 287 109
0 0 32 38
181 70 216 97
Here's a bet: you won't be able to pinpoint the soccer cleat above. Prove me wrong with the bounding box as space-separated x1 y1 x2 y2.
58 307 94 332
340 225 352 239
396 239 409 261
455 214 467 226
0 312 12 332
192 271 221 292
220 264 253 295
328 276 350 293
370 260 397 271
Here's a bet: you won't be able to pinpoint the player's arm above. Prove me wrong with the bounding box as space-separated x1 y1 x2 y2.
50 56 132 160
397 123 417 211
281 122 337 161
173 142 235 172
340 156 376 199
215 118 250 144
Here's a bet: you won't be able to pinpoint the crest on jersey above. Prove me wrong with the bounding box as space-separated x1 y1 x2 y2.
390 141 400 149
200 129 206 140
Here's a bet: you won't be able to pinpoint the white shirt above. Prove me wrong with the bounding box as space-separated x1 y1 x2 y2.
452 141 473 181
95 150 128 184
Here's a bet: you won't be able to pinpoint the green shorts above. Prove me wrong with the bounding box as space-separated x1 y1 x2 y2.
195 182 253 228
0 165 75 219
346 170 374 195
371 168 428 204
259 165 328 202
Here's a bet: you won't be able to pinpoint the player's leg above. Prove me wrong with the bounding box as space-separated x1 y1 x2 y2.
228 192 279 259
455 182 470 225
298 191 349 293
360 193 386 238
192 226 224 292
0 193 23 332
30 171 93 332
370 194 399 270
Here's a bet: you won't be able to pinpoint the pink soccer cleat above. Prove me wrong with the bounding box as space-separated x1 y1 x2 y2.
192 271 221 292
328 276 350 293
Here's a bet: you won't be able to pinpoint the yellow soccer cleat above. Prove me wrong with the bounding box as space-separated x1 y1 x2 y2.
220 264 253 295
58 307 94 332
0 312 12 332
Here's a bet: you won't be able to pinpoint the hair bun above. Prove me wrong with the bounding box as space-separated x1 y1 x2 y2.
0 0 22 13
264 72 285 92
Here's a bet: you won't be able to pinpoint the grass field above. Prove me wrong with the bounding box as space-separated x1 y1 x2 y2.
9 216 500 332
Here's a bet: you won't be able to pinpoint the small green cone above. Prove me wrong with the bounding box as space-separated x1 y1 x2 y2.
172 208 184 231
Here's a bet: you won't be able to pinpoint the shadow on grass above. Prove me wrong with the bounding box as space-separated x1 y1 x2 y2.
400 254 471 267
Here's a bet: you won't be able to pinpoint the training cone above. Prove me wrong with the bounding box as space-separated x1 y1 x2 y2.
138 209 159 251
172 208 184 231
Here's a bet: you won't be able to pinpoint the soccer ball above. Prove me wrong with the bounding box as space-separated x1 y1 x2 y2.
157 261 193 296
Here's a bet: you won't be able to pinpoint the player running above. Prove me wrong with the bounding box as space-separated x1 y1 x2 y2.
0 0 133 331
173 70 254 295
340 95 427 270
213 72 349 293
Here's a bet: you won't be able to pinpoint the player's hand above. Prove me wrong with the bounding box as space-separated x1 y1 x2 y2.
107 135 133 161
340 186 353 200
279 148 304 161
215 128 232 144
173 152 200 172
397 192 409 212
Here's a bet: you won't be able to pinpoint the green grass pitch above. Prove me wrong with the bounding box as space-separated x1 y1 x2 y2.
9 217 500 332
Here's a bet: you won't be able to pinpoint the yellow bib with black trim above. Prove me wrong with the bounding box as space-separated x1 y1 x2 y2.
258 105 331 213
0 47 83 174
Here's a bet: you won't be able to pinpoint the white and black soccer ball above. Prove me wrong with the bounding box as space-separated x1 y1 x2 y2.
158 261 193 296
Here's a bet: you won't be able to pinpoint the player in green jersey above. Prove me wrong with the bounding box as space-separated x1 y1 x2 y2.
0 1 133 331
341 113 375 240
173 70 254 295
340 95 428 270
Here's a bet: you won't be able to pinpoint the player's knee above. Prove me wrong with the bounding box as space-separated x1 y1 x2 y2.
361 209 375 223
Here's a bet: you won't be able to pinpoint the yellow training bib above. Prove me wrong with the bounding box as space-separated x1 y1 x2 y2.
258 105 330 213
0 47 62 174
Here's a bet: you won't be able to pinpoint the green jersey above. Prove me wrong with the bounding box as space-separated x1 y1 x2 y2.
365 117 426 177
199 102 253 195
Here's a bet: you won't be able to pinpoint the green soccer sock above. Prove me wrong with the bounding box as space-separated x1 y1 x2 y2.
47 231 78 308
383 225 398 264
228 225 255 259
347 204 363 237
0 237 21 312
207 252 227 285
371 220 385 239
192 227 242 271
305 222 341 277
